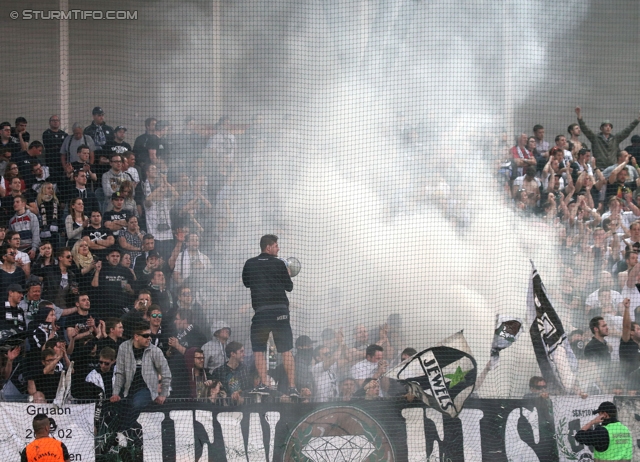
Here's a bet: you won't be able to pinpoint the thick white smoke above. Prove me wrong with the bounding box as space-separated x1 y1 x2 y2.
160 0 590 397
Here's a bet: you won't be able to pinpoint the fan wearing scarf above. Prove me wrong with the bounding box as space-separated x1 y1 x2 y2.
29 302 58 350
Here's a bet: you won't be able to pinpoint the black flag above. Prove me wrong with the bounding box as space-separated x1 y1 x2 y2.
527 262 576 393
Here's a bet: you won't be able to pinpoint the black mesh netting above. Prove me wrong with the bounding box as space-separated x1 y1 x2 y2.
2 1 640 461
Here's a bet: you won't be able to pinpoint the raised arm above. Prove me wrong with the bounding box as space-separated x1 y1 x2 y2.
575 107 597 142
627 258 640 288
622 298 632 342
608 156 629 184
614 111 640 143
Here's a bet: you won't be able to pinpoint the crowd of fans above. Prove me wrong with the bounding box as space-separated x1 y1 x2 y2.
0 107 422 439
4 103 640 441
500 107 640 397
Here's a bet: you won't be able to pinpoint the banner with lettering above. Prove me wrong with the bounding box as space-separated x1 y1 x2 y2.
3 397 640 461
551 395 613 462
0 402 95 462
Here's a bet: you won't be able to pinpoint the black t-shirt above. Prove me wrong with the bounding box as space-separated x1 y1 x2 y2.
64 311 95 332
584 337 611 362
82 225 114 260
94 264 133 317
133 134 157 167
129 346 147 395
42 128 68 164
103 209 130 237
0 267 26 302
155 137 170 159
11 129 29 145
32 371 62 401
619 338 640 372
176 326 207 349
150 327 170 353
103 140 132 157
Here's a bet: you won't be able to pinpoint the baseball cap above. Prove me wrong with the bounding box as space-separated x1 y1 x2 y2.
92 107 105 115
593 401 617 415
25 276 42 288
600 120 613 129
8 284 24 293
295 335 316 348
114 125 127 132
147 250 161 260
111 192 124 200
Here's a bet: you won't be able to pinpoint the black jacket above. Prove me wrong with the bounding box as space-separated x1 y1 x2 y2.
242 253 292 310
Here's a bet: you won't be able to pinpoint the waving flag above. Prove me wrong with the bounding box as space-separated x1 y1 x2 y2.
386 331 477 418
527 261 577 393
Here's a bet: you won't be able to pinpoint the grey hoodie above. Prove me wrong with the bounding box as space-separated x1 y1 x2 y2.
202 320 230 374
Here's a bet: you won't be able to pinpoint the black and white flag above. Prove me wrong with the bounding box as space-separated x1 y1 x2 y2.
387 331 477 418
527 261 577 393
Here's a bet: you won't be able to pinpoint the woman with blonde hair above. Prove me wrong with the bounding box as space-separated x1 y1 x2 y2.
71 239 97 293
36 182 61 249
65 198 88 248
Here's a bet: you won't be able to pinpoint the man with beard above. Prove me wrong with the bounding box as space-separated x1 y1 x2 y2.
0 244 26 303
165 310 207 399
103 126 132 157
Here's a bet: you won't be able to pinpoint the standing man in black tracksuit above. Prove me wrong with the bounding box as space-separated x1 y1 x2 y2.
242 234 299 398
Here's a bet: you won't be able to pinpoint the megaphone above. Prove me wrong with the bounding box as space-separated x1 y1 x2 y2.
279 256 301 277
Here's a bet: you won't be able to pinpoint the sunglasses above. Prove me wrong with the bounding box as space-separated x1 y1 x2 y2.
99 360 112 366
150 313 162 318
533 384 547 390
136 333 152 338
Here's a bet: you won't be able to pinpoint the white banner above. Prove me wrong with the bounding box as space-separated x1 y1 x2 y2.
0 402 95 462
551 395 613 462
